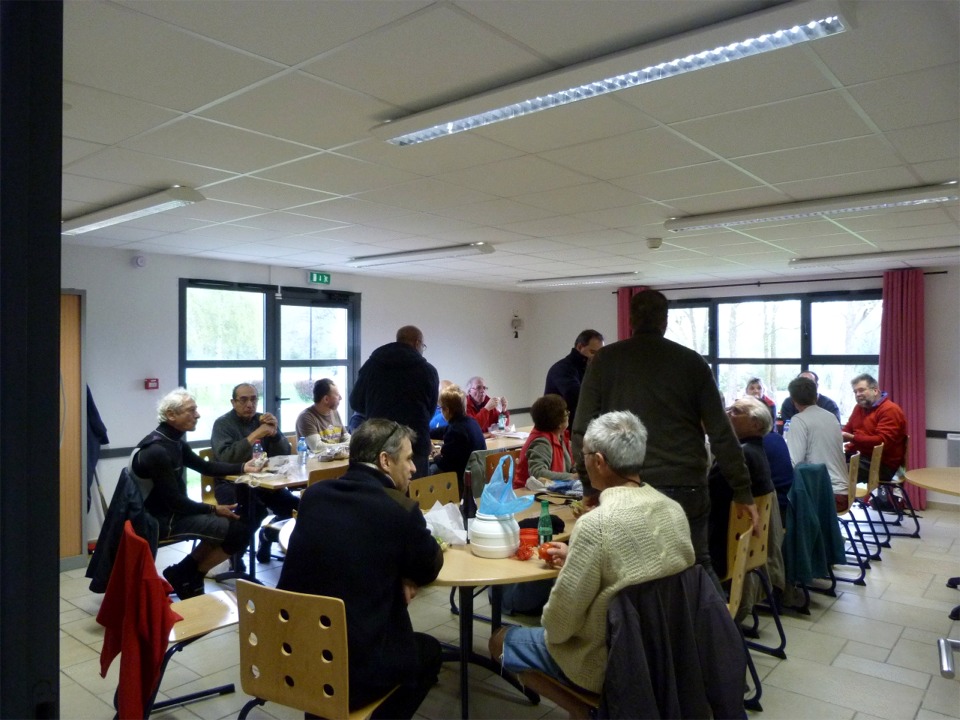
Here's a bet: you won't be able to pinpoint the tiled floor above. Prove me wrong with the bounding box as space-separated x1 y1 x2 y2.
61 507 960 720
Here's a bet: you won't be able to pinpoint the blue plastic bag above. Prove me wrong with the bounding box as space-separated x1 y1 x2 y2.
478 454 535 516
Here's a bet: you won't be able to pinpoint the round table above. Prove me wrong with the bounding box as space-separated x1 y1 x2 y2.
902 468 960 619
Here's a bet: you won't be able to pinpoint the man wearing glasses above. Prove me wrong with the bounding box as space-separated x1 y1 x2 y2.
279 419 443 719
211 383 299 563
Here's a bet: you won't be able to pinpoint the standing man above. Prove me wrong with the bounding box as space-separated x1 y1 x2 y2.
465 376 509 431
279 419 443 719
133 388 260 599
842 373 907 483
350 325 438 478
783 376 849 511
573 289 759 585
295 378 349 450
544 329 604 428
778 371 841 430
211 383 299 563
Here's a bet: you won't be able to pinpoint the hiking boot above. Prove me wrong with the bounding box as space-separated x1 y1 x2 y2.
163 561 205 600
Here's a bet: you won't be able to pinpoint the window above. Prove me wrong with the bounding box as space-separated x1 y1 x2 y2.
180 280 360 440
666 291 881 423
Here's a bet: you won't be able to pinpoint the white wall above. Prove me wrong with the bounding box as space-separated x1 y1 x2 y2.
65 247 958 509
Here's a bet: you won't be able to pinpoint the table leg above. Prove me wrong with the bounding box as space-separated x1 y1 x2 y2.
458 586 472 720
213 485 260 585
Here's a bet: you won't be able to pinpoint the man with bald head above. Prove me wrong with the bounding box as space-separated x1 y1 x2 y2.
350 325 439 478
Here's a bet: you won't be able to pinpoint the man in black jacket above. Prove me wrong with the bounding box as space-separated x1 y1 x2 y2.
278 419 443 719
132 388 259 599
544 329 604 428
350 325 438 478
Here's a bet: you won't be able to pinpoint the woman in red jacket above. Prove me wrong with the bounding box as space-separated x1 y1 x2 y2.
514 394 577 489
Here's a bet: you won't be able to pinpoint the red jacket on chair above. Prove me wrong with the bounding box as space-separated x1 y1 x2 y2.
97 521 182 719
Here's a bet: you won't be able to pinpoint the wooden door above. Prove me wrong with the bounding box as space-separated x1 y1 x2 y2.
60 293 82 558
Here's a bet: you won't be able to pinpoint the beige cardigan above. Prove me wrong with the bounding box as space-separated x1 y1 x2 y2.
542 484 695 692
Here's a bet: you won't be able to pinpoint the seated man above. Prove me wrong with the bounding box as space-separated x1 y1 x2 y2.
708 397 776 580
295 378 350 450
763 427 794 523
842 373 907 483
429 384 485 491
132 388 260 599
745 377 777 421
465 376 509 432
779 371 841 430
211 383 299 563
514 394 577 489
784 376 849 511
490 410 694 695
278 419 443 719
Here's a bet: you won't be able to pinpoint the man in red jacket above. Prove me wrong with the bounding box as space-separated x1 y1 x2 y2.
842 373 907 483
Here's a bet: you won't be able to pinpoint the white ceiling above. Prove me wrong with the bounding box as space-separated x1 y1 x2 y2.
62 0 960 292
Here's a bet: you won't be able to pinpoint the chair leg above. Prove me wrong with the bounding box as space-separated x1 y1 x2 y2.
879 482 922 538
144 636 235 717
741 631 763 712
745 569 787 660
238 697 266 720
835 518 867 586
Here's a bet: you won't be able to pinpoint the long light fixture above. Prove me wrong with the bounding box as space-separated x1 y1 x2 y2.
665 184 960 233
347 242 494 268
788 246 960 269
61 186 205 236
374 1 846 146
518 271 641 288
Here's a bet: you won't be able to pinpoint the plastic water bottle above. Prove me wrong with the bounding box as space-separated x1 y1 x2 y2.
496 398 506 431
538 499 553 545
783 417 791 435
297 436 309 467
252 440 264 465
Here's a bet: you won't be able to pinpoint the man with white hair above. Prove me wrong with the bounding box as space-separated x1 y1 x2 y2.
491 410 695 695
132 388 260 599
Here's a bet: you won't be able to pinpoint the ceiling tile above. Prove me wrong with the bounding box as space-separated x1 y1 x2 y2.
732 136 903 185
437 156 593 196
848 64 960 132
257 153 419 195
612 162 761 201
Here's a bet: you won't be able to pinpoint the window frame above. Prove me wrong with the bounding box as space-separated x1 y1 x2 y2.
179 279 360 437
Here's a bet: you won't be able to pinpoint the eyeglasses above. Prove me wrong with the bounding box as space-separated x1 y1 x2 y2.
378 422 403 457
233 395 259 404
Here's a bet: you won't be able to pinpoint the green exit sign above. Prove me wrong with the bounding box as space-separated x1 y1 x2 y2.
308 271 331 285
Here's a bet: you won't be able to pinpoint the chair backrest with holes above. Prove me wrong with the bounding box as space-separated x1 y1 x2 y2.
237 580 351 719
197 448 217 506
726 530 752 619
866 443 884 493
408 473 459 511
724 492 773 579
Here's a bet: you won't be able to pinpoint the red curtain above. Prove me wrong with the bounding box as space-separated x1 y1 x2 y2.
879 269 926 508
616 286 649 340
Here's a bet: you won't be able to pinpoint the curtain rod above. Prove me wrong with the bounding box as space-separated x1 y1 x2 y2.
611 270 948 293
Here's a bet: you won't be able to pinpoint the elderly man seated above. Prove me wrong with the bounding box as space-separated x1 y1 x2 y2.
489 410 694 695
709 396 785 618
465 376 509 432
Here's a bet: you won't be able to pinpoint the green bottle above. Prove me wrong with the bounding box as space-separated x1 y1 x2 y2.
538 499 553 545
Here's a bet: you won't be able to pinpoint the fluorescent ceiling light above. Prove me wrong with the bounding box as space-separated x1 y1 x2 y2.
518 272 641 288
61 186 205 236
374 1 846 146
347 242 494 268
788 247 960 269
664 184 959 233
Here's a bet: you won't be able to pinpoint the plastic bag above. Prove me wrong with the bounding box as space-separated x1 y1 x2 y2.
478 454 534 516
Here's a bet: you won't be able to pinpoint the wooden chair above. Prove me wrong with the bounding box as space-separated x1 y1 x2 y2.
726 521 764 711
722 492 786 660
836 453 870 585
308 465 347 486
236 580 396 720
852 443 887 557
870 435 921 539
408 472 459 511
197 448 218 506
